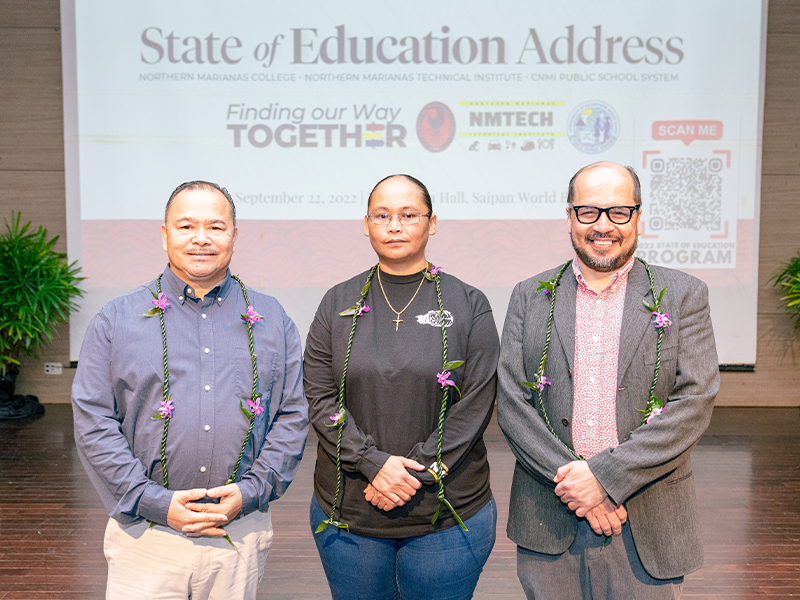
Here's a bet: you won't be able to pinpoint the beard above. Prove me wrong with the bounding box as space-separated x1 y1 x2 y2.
571 231 637 273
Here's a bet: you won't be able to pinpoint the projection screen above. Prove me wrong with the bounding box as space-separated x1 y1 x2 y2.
61 1 767 365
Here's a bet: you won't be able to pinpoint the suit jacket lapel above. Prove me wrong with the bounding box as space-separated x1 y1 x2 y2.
617 259 654 385
553 265 577 376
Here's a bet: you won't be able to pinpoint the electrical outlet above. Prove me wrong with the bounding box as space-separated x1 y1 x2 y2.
44 362 63 375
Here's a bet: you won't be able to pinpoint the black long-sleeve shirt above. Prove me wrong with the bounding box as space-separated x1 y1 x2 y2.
304 267 500 537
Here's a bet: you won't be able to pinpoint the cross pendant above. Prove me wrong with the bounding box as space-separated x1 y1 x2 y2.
393 317 403 331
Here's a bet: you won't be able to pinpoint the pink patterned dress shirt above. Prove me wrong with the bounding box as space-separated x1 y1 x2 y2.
571 257 635 459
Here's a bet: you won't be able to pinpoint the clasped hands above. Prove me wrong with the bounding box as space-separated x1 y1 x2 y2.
166 483 243 537
364 456 425 512
554 460 627 537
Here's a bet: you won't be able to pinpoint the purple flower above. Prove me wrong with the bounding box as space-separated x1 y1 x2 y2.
535 374 551 391
241 305 263 325
158 399 174 419
544 289 551 295
357 305 370 317
651 311 672 331
645 405 664 424
437 371 455 388
247 397 265 417
152 293 171 311
328 410 346 427
429 265 442 276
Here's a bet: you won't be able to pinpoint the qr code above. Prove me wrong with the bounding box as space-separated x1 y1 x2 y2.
648 158 723 231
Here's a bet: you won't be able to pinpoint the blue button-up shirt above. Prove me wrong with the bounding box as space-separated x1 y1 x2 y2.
72 267 308 526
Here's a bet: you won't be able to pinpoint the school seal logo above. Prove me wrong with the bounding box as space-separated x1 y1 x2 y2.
416 310 454 327
416 102 456 152
567 100 620 154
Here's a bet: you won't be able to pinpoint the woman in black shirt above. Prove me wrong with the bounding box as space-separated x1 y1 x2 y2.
304 174 500 600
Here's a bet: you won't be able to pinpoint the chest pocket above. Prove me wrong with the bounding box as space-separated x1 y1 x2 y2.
644 343 678 366
236 348 278 413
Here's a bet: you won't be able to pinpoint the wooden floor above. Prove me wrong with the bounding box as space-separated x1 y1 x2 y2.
1 405 799 599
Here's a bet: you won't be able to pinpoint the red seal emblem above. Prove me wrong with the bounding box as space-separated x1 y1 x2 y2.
416 101 456 152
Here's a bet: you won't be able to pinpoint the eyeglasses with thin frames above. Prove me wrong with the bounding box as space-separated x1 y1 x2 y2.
568 203 641 225
367 211 432 226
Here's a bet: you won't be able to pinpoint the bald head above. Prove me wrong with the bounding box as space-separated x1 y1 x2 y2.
567 162 641 206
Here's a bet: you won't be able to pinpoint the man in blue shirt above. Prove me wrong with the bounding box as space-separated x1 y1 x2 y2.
72 181 309 599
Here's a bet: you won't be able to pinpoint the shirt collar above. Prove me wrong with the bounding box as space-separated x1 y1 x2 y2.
162 266 233 306
572 256 635 295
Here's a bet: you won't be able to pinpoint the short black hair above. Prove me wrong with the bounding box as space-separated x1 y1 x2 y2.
367 174 433 214
165 180 236 226
567 164 641 206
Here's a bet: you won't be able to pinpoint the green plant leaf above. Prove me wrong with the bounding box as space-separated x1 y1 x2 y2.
0 212 84 371
241 406 254 420
443 498 468 531
315 521 329 533
535 279 557 294
772 253 800 328
315 518 349 533
442 360 464 370
360 279 372 297
223 533 242 556
140 308 162 317
430 502 442 525
339 305 359 316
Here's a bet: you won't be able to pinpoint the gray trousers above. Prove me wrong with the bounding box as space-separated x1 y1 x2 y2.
517 520 683 600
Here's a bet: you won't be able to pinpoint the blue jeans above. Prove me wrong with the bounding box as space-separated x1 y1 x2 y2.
310 494 497 600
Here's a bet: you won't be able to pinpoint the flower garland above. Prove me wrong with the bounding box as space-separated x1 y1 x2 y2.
315 263 468 534
524 257 671 461
143 274 263 547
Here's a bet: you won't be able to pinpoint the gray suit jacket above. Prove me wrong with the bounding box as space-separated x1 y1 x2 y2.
497 259 719 580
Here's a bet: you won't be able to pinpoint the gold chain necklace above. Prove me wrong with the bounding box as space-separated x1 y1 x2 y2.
377 267 426 331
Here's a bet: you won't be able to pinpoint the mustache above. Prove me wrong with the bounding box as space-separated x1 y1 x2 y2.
586 232 621 242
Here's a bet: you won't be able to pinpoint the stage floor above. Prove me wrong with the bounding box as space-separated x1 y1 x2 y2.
1 405 799 599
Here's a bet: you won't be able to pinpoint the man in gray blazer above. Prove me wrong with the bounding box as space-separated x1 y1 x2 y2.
497 161 719 599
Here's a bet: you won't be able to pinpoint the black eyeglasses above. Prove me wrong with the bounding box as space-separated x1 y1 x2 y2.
568 203 641 225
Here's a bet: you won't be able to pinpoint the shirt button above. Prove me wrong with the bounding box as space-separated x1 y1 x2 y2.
188 288 193 294
217 297 222 303
200 466 206 473
205 385 211 391
595 299 601 305
204 348 210 354
204 425 210 431
589 376 596 383
202 313 207 319
179 296 184 301
587 420 595 427
592 336 599 343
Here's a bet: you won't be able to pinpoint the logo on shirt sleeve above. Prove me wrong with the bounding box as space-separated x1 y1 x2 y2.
415 310 454 327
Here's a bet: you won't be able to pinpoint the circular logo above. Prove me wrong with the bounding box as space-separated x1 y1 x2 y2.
416 102 456 152
567 100 619 154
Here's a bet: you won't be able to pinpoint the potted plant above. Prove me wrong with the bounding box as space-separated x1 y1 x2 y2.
0 212 84 418
773 251 800 329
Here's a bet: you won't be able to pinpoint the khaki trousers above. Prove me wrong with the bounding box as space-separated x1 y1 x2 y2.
104 509 272 600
